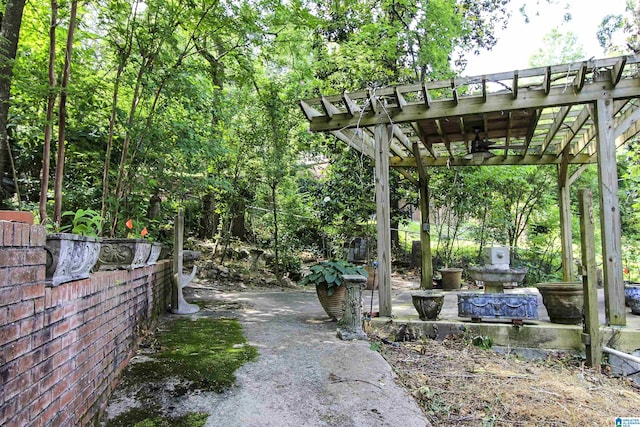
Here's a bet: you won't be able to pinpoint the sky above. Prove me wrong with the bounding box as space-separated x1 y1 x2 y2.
463 0 629 76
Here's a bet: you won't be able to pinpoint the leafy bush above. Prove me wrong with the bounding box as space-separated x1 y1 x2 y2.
298 260 368 296
57 209 103 237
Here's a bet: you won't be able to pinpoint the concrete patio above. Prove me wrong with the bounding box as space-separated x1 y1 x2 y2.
365 284 640 355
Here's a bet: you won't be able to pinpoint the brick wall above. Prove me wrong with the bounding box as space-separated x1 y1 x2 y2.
0 221 173 426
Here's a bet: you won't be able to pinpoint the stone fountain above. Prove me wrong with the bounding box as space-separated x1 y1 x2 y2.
457 246 538 323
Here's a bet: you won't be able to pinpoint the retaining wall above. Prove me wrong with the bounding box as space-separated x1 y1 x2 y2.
0 221 173 426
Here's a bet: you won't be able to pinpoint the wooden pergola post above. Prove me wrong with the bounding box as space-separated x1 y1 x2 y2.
412 143 433 289
557 159 574 282
595 97 626 326
375 123 393 317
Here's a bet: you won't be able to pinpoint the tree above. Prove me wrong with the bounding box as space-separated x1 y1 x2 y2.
0 0 26 206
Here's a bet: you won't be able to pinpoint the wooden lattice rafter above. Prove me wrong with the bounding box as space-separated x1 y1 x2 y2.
299 55 640 169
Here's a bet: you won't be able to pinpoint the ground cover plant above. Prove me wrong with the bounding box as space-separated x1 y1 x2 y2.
102 316 257 426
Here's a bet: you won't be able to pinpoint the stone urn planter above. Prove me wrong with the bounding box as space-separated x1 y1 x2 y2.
440 268 463 290
45 233 101 286
536 282 583 325
625 284 640 315
457 292 538 322
95 238 152 271
146 242 163 265
411 290 445 320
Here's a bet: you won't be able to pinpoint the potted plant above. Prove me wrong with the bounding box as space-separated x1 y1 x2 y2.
298 260 368 320
45 209 102 286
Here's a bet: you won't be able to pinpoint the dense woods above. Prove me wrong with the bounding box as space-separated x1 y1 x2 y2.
2 0 640 282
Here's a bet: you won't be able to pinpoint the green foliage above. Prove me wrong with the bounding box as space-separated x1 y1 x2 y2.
471 335 493 350
298 260 368 296
53 208 103 237
123 318 257 393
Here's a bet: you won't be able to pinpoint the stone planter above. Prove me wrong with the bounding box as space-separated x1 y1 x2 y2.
45 233 101 286
440 268 463 290
536 282 583 325
411 291 445 320
625 285 640 315
457 292 538 321
95 238 152 271
316 282 346 320
146 242 163 265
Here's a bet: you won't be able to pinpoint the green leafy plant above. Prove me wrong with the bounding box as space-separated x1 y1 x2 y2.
298 260 368 296
57 209 103 237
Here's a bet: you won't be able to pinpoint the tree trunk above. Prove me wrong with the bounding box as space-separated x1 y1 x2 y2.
271 183 280 280
0 0 27 206
199 192 219 239
231 198 246 239
39 0 58 224
52 0 78 224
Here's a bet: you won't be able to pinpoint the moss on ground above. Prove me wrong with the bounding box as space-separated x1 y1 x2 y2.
106 409 208 427
104 317 258 427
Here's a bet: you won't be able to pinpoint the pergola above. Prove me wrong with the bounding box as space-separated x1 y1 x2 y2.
300 55 640 326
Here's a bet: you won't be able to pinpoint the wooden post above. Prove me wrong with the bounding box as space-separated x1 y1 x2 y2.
594 98 626 326
412 143 433 289
558 160 574 282
375 123 392 317
578 189 602 368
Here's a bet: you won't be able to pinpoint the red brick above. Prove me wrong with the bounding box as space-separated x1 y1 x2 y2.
0 321 20 345
18 312 43 336
7 300 34 322
18 382 40 409
3 221 14 246
11 223 22 246
23 248 46 266
0 286 22 307
34 296 44 313
31 325 53 348
52 347 70 369
4 370 31 401
0 306 7 326
29 225 45 247
0 249 23 267
30 390 55 422
52 375 71 398
21 224 31 246
22 282 45 300
0 395 17 426
0 268 8 286
45 306 64 325
5 335 32 361
9 266 41 286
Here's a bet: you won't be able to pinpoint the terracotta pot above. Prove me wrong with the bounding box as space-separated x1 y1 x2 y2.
316 282 346 320
440 268 463 290
0 210 34 224
536 282 583 325
411 291 444 320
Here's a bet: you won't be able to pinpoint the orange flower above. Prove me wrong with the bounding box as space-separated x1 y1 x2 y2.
126 219 133 229
141 227 148 237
